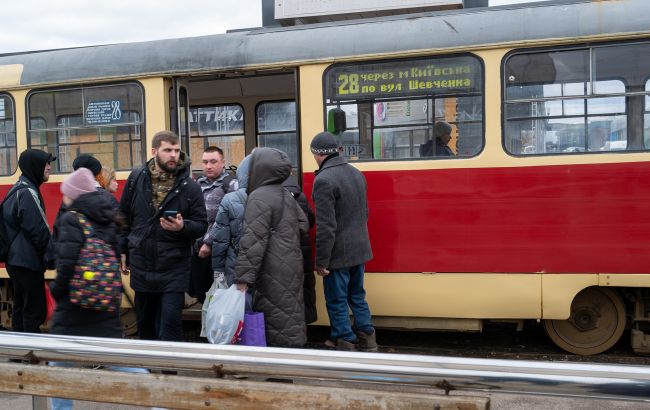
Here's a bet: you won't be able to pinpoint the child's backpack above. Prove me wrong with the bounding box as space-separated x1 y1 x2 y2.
68 211 122 312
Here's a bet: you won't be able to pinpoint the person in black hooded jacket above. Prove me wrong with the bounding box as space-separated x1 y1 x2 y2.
1 149 55 332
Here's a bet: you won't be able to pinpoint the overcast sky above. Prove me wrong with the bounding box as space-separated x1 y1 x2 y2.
0 0 543 54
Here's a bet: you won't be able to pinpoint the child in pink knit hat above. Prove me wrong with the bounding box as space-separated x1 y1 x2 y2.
60 168 96 207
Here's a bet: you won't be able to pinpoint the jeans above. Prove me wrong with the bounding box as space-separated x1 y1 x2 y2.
322 264 373 342
6 265 46 333
49 361 149 410
135 291 185 341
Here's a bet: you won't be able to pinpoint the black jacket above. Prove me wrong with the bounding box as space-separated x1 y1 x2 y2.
119 155 208 292
2 173 51 273
283 176 317 324
49 191 122 338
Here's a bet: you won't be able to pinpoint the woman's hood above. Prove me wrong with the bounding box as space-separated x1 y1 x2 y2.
247 148 292 194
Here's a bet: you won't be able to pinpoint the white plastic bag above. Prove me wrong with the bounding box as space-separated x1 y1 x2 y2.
205 284 245 344
200 273 229 337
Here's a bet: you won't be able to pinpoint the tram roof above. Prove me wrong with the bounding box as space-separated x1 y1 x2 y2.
2 0 650 88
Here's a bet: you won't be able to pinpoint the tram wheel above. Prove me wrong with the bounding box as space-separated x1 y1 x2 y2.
543 287 626 356
120 308 138 336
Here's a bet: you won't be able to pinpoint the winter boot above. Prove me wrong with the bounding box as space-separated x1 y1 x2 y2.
335 338 358 351
356 329 378 352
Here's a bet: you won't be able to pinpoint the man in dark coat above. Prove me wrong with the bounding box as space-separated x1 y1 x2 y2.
1 149 55 332
419 121 454 157
234 147 309 347
311 132 377 352
119 131 207 341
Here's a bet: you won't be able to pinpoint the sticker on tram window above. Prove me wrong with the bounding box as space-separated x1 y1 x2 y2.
343 144 365 157
85 100 124 125
326 55 482 101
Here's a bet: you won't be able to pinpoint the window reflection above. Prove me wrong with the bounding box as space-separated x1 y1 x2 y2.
256 101 298 168
504 43 650 155
0 94 17 175
189 104 245 169
27 83 144 172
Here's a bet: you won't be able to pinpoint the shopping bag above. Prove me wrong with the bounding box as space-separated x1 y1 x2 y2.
44 283 56 322
200 272 228 338
205 285 245 344
239 311 267 346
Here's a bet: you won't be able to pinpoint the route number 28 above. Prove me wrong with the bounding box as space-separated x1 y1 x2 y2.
338 73 359 95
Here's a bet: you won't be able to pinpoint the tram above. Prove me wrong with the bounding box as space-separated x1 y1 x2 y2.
2 0 650 355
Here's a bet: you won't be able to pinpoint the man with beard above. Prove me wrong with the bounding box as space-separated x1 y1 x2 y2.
1 149 55 332
119 131 207 341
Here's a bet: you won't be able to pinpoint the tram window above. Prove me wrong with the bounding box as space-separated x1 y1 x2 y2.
189 104 245 169
323 54 483 161
0 94 17 176
256 101 298 168
504 43 650 155
27 83 144 172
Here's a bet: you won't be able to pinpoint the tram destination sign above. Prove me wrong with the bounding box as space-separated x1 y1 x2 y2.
326 56 482 101
85 100 124 125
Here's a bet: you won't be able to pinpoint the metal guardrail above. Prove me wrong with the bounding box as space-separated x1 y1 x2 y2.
0 332 649 403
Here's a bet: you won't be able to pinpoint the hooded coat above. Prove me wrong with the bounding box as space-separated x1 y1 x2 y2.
2 149 53 272
210 155 251 286
234 148 309 347
119 153 208 292
49 191 122 338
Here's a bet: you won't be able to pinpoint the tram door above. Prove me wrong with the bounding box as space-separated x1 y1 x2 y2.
170 79 191 153
180 70 301 180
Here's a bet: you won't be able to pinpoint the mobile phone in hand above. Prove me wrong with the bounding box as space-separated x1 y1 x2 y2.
163 210 178 219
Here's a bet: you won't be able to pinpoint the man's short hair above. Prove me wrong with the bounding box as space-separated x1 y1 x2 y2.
152 130 180 149
204 146 224 157
434 121 452 138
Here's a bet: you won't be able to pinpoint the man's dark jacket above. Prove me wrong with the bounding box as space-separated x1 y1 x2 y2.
312 155 372 270
119 154 208 292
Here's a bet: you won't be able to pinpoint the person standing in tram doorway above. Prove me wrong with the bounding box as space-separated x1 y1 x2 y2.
119 131 207 341
1 149 55 333
310 132 377 352
190 146 237 303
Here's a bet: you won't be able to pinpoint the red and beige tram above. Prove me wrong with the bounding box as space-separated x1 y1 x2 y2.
1 0 650 355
